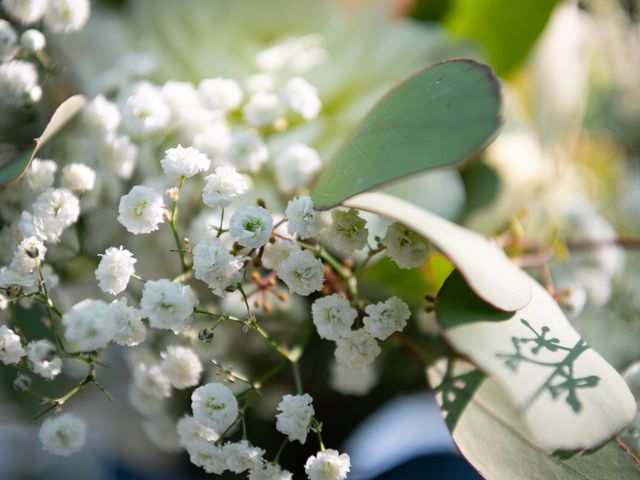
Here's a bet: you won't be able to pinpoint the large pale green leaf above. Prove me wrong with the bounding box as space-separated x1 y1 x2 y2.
342 192 531 312
0 95 86 186
436 270 637 451
310 59 501 210
428 358 640 479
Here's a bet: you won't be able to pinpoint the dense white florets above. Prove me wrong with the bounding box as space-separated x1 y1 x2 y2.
0 19 17 61
160 345 203 389
2 0 48 25
109 298 146 346
363 296 411 340
0 59 40 106
334 328 380 368
193 237 245 295
62 299 114 351
0 325 25 365
161 145 210 178
275 143 322 192
198 77 243 112
311 294 357 341
38 413 86 456
191 382 238 433
276 393 314 444
20 28 46 53
327 209 368 255
224 440 265 474
117 185 165 234
95 246 136 295
382 222 429 269
24 188 80 242
27 339 62 379
202 166 249 208
44 0 90 33
121 82 170 137
60 163 96 193
286 196 323 239
277 250 324 296
281 76 321 120
304 449 351 480
229 205 273 249
225 130 269 172
140 279 197 333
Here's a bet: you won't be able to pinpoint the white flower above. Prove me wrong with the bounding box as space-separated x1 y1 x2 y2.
128 384 165 417
193 237 244 296
286 196 323 239
160 345 203 390
0 59 41 106
121 82 171 137
11 236 46 275
304 449 351 480
623 362 640 400
177 415 219 449
277 250 324 296
229 205 273 249
95 246 136 295
0 325 25 365
193 122 232 160
0 19 17 61
83 94 120 133
133 363 172 399
20 29 46 53
38 413 86 456
224 440 265 474
334 329 380 368
25 158 57 193
202 166 249 208
198 77 243 112
61 163 96 193
109 298 146 346
186 437 227 475
62 299 114 351
191 383 238 433
249 463 293 480
363 296 411 340
1 0 47 25
117 185 165 234
225 130 269 172
329 361 377 396
281 76 321 120
275 143 322 192
0 266 36 290
142 415 181 453
27 339 62 379
276 393 314 444
382 222 429 269
44 0 90 33
243 91 282 127
100 133 138 179
27 188 80 242
262 239 301 270
161 145 210 178
327 209 368 255
311 294 357 341
0 293 7 310
140 279 198 333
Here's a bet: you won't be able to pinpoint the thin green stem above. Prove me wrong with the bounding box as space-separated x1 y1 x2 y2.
217 208 225 238
273 437 288 464
169 176 188 272
291 361 303 395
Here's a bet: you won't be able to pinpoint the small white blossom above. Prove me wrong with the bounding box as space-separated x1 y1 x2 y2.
83 94 120 133
20 29 46 53
2 0 47 25
0 325 25 365
276 393 314 444
286 196 323 239
334 329 380 368
330 361 377 396
186 438 227 475
133 363 172 399
224 440 265 474
243 91 282 127
229 205 273 249
43 0 90 33
26 188 80 242
95 246 136 295
191 382 238 433
25 158 57 193
140 279 198 333
382 222 429 269
225 130 269 172
117 185 165 234
275 143 322 192
193 237 244 296
0 293 7 310
249 463 293 480
311 294 357 341
177 415 219 449
363 296 411 340
62 299 114 351
193 122 232 160
198 77 243 112
160 345 203 390
304 449 351 480
281 76 321 120
277 250 324 296
0 59 41 106
121 82 171 137
0 266 36 290
202 166 249 208
262 239 300 270
0 19 17 61
61 163 96 193
11 236 46 275
161 145 210 178
142 415 181 453
109 298 146 346
128 384 165 417
27 339 62 379
327 209 368 255
100 133 138 179
39 413 86 456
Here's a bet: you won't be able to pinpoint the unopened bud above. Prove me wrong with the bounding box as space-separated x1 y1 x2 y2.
199 328 215 343
13 373 32 392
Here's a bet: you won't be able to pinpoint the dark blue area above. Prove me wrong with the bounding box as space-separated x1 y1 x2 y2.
373 454 482 480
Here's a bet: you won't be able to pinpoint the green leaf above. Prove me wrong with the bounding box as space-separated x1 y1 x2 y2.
359 257 430 306
461 158 501 218
435 270 637 450
310 59 502 210
445 0 558 75
428 358 640 479
0 95 86 186
343 192 531 312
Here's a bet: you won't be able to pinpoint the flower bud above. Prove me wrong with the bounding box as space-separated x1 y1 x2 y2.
199 328 215 343
13 373 32 392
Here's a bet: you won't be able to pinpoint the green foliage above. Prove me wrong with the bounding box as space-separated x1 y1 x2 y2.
311 59 502 209
461 159 501 219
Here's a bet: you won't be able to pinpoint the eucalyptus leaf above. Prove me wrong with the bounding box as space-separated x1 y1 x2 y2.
310 59 501 210
0 95 86 186
436 270 637 451
342 192 531 312
428 358 640 479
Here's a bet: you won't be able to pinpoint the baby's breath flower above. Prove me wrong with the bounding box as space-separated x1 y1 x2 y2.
275 143 322 193
142 415 181 453
20 29 46 54
198 77 243 112
176 414 219 448
193 237 245 296
382 222 429 269
249 462 293 480
229 205 273 249
100 133 138 179
281 76 321 120
363 296 410 340
193 122 232 160
44 0 89 33
61 163 96 193
243 91 283 127
334 328 380 368
25 159 57 193
160 345 203 390
27 339 62 379
95 246 136 295
304 449 351 480
262 239 300 270
133 363 172 399
0 59 41 106
224 440 265 474
30 188 80 242
117 185 165 235
286 195 323 239
38 413 86 456
161 145 211 178
62 299 115 351
329 361 377 396
202 166 249 208
83 94 120 133
1 0 47 25
0 325 25 365
276 393 314 444
311 294 357 341
225 130 269 172
327 209 368 255
109 298 146 346
121 82 170 137
277 250 324 296
140 279 198 333
11 236 46 274
187 438 227 475
0 19 17 61
191 382 238 434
